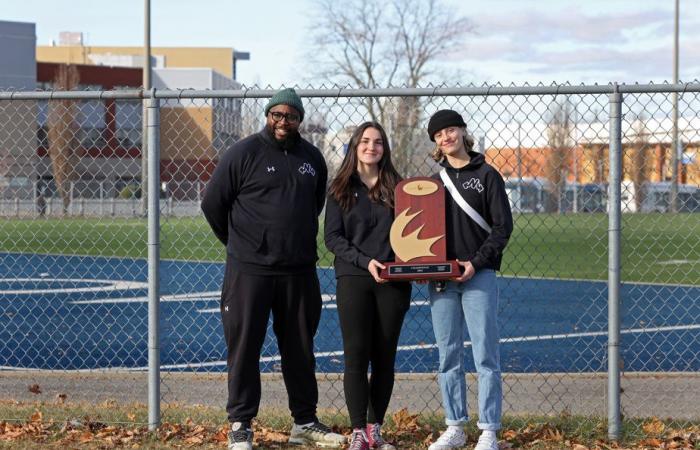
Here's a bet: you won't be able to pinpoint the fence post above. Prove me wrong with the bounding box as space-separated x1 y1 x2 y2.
99 181 104 216
32 180 38 218
147 88 161 431
607 86 622 441
69 181 74 216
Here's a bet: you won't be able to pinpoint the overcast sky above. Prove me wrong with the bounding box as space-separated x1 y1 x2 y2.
5 0 699 88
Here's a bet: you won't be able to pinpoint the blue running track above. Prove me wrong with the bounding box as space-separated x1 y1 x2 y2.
1 253 698 373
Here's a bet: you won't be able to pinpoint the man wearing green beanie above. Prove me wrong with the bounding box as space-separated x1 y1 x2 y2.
264 87 306 122
202 88 344 449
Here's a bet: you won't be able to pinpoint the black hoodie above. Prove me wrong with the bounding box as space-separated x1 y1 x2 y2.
201 128 328 274
432 151 513 271
324 174 396 277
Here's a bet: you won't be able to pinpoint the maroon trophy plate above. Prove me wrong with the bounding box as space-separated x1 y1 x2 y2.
380 177 461 280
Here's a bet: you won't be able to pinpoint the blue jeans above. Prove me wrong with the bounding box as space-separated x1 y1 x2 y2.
429 269 501 431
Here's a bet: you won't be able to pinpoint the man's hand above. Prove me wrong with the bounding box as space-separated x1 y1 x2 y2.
368 259 388 283
452 259 475 282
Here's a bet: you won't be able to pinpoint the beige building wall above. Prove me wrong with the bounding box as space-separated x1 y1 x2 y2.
37 46 234 78
160 106 216 161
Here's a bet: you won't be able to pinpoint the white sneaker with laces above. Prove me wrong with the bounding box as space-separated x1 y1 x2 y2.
473 430 499 450
227 422 253 450
428 426 466 450
288 421 346 448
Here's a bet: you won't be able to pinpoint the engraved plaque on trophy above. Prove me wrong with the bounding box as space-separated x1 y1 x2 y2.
379 177 461 280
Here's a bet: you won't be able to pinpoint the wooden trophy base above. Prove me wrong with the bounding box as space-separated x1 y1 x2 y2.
379 260 461 281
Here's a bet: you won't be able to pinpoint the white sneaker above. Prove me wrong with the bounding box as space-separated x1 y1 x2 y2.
289 421 346 448
428 427 466 450
227 422 253 450
473 430 499 450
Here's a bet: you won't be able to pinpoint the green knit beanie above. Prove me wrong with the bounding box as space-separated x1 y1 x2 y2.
264 88 305 122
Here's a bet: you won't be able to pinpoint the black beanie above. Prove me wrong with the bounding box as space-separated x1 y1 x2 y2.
427 109 466 141
264 88 305 121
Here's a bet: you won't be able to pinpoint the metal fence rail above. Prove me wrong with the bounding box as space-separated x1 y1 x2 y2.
1 83 699 439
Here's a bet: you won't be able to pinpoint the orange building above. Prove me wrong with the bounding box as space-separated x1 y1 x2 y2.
483 119 699 186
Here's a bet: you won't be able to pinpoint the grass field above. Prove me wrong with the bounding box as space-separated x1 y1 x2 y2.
0 213 698 285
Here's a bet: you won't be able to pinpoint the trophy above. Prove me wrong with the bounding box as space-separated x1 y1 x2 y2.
379 177 461 280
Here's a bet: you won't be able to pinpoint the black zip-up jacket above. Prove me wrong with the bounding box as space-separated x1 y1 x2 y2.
324 175 395 277
201 128 328 275
433 151 513 271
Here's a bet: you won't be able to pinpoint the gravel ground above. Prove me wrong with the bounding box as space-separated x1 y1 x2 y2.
2 371 698 421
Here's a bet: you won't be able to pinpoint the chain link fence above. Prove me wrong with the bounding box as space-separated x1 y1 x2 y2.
1 83 698 437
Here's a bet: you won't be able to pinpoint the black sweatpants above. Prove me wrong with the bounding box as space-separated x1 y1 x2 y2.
220 262 322 424
336 276 411 428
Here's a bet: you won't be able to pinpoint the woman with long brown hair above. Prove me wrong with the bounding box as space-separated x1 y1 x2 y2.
324 122 411 450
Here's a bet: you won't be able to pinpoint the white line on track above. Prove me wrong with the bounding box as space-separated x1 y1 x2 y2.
0 278 148 295
196 294 342 313
70 293 336 306
36 322 691 372
499 274 700 289
69 291 222 305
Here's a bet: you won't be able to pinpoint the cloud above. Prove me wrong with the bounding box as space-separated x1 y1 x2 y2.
448 4 699 83
473 7 669 45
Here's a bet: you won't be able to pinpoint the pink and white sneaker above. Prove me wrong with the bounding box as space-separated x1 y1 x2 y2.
348 428 369 450
366 423 395 450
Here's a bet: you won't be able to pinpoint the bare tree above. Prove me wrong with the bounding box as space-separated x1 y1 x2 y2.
237 100 265 139
630 114 650 211
307 0 472 176
545 98 574 213
300 112 330 151
47 65 80 214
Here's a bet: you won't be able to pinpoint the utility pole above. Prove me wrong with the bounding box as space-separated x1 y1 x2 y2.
670 0 680 212
141 0 152 216
572 107 579 213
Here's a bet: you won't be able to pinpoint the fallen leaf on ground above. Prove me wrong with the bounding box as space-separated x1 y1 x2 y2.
78 431 93 443
642 418 665 435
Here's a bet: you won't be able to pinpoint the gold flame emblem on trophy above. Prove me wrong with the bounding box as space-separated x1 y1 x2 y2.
390 208 444 262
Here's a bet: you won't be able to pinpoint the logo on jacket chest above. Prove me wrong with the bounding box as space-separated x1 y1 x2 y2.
461 177 484 193
298 162 316 176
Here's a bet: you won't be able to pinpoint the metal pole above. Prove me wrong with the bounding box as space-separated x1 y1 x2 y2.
32 180 37 218
141 0 152 216
69 181 74 216
517 121 523 211
670 0 680 212
572 108 579 213
607 88 622 441
147 88 160 431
